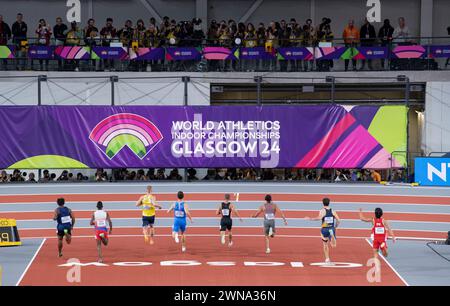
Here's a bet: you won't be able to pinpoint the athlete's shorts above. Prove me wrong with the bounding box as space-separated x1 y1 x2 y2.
95 228 108 241
220 218 233 231
264 219 275 236
173 218 186 233
321 227 336 241
57 224 72 237
372 239 387 251
142 216 155 227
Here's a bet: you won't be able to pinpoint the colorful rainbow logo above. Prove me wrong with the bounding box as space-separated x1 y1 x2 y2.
89 113 163 160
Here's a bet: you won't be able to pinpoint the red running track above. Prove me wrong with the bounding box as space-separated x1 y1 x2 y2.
19 234 405 286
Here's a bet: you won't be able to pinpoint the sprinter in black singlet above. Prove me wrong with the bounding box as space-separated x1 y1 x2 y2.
217 194 242 247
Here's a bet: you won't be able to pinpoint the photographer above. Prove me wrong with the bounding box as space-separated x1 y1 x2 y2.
317 17 334 71
192 18 204 47
34 18 52 71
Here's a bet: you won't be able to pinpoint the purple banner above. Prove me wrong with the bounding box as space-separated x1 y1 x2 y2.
356 47 388 59
0 105 406 169
91 47 128 60
428 45 450 58
54 46 91 60
129 47 165 61
277 47 312 60
28 45 55 59
238 47 275 60
166 47 202 61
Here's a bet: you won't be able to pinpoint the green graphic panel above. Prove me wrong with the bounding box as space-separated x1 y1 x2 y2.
368 105 408 167
106 134 147 159
8 155 89 169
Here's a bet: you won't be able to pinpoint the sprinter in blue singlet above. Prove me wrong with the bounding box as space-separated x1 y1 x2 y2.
53 198 76 258
167 191 193 252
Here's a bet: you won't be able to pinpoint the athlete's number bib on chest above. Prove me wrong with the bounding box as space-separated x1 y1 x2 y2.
324 216 334 225
375 227 385 234
61 216 72 224
265 213 275 220
175 211 185 218
222 209 230 216
96 219 107 227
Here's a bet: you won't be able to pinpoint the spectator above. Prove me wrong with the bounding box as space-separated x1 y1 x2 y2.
302 18 315 71
168 168 182 181
10 169 24 182
57 170 69 181
334 170 348 182
207 20 219 45
393 17 410 45
50 173 57 181
0 170 9 182
155 168 166 180
191 18 205 47
84 18 99 46
65 21 83 71
136 169 146 180
288 18 303 71
359 18 376 70
342 19 359 71
34 18 52 71
187 168 198 181
371 170 381 182
100 17 117 71
117 19 134 47
378 18 394 69
28 172 37 183
244 23 257 71
0 15 11 70
11 13 27 70
68 173 75 182
316 17 334 71
53 17 67 70
76 173 84 181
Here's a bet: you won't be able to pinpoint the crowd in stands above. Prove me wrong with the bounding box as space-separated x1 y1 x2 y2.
0 168 408 183
0 12 428 71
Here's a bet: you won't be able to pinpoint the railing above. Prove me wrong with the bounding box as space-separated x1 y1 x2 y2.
1 36 450 72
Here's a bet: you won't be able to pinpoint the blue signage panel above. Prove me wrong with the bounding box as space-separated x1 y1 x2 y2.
415 157 450 186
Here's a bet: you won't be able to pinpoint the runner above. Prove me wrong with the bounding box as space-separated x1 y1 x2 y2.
167 191 193 252
90 201 113 263
136 185 162 245
359 207 396 259
305 198 341 264
217 193 243 247
252 194 288 254
53 198 75 258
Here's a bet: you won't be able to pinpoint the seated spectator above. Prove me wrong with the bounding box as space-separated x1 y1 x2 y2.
57 170 69 181
370 170 382 182
68 173 75 181
334 170 348 182
187 168 198 181
0 170 9 182
136 169 147 180
155 168 166 180
76 173 84 181
146 168 156 180
168 168 182 180
28 172 37 183
50 173 57 181
10 169 24 182
393 17 411 45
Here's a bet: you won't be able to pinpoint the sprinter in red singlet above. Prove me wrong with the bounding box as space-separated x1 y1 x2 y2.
359 207 396 259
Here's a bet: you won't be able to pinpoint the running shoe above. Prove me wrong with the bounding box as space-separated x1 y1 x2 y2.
182 246 186 252
228 241 233 247
266 248 271 254
174 233 180 244
221 235 226 245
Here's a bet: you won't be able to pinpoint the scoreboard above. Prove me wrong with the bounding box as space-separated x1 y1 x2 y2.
0 219 21 246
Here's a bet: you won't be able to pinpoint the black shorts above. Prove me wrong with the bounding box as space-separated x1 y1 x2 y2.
220 218 233 231
56 224 72 237
142 216 155 227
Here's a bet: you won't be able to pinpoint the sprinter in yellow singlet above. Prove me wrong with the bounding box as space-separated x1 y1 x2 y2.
136 185 162 245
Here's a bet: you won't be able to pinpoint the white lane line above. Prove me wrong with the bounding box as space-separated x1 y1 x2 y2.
15 225 447 234
19 234 444 242
236 192 240 202
364 238 409 286
15 238 46 286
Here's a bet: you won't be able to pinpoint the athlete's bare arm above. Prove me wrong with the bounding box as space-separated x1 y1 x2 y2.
135 196 144 207
231 204 243 221
275 204 288 225
383 219 396 242
216 204 222 216
153 196 162 209
107 212 113 233
90 214 95 226
358 208 373 223
333 211 341 227
305 209 324 221
252 205 264 218
69 209 75 228
167 204 175 213
184 204 193 223
53 208 58 221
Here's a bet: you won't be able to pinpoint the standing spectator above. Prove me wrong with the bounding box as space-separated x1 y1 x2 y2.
342 19 359 71
359 18 376 70
64 21 83 71
378 18 394 69
53 17 67 71
393 17 410 45
117 19 134 47
0 15 11 70
100 18 117 71
288 19 303 71
34 19 52 71
244 23 257 71
133 19 146 71
302 18 315 71
11 13 28 70
316 17 334 71
84 18 99 70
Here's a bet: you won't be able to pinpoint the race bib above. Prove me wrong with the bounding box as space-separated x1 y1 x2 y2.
222 209 230 216
375 227 385 234
143 205 151 210
96 219 106 227
265 213 275 220
175 211 185 218
324 217 334 225
61 216 72 224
